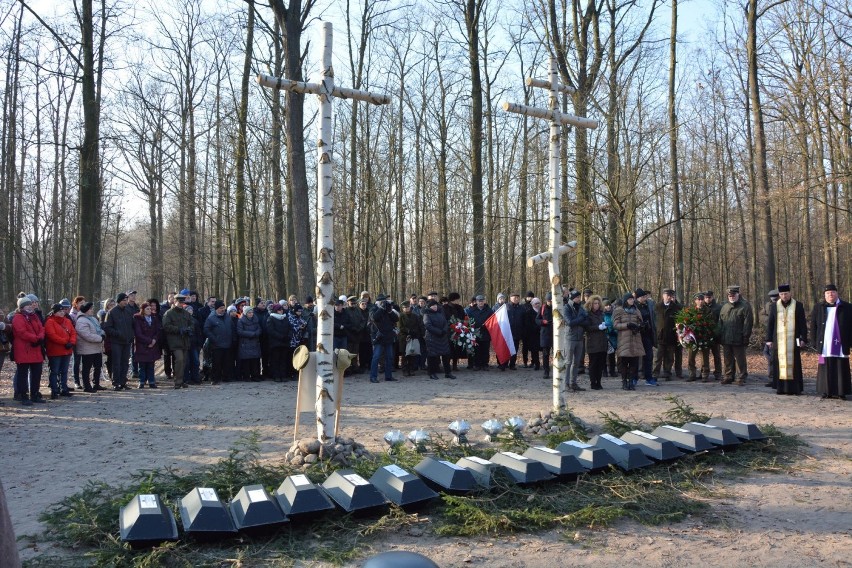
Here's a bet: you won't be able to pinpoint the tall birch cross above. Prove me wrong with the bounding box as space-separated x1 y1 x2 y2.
258 22 390 443
502 56 598 411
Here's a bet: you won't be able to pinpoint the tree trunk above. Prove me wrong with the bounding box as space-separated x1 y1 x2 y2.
76 0 102 300
271 18 286 298
668 0 683 296
746 0 776 296
234 0 255 296
270 0 314 298
465 0 485 294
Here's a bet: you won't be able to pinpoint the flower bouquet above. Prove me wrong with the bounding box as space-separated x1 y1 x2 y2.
674 307 715 351
449 315 480 357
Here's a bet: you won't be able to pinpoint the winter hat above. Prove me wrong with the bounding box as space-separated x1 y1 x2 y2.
180 288 191 296
569 290 582 300
375 294 387 302
26 293 39 303
17 297 33 310
80 302 94 314
768 289 779 298
213 300 225 309
226 305 237 314
293 303 303 312
242 305 254 315
777 284 790 293
531 297 542 306
622 292 635 304
360 291 371 299
448 292 461 302
497 293 506 300
347 296 357 302
426 299 439 307
185 305 194 314
526 291 535 299
115 292 128 303
59 298 72 308
693 293 705 301
633 288 648 298
304 295 314 304
334 299 345 306
545 292 553 301
339 294 348 302
270 303 282 312
51 303 64 314
174 293 187 302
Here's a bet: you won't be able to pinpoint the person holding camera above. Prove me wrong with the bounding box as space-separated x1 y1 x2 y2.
368 294 399 383
613 293 646 391
161 292 195 389
12 296 47 405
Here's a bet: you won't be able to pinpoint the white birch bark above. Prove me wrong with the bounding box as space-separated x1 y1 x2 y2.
259 22 390 443
315 22 336 442
546 57 568 411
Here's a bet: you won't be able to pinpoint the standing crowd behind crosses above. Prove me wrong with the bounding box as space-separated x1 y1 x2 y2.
1 282 849 406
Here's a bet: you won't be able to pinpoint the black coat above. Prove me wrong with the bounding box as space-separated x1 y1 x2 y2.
423 308 450 357
265 314 291 349
369 304 399 345
810 299 852 355
536 304 553 348
102 305 135 345
505 303 525 337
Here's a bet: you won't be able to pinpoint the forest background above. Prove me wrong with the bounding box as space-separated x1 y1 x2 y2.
0 0 850 316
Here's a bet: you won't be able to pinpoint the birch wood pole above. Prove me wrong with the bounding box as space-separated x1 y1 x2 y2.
258 22 390 442
503 57 598 411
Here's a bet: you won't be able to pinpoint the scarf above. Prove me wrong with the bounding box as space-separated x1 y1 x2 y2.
83 314 104 336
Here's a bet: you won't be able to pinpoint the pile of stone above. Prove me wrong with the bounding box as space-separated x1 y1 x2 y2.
526 409 591 437
284 436 372 468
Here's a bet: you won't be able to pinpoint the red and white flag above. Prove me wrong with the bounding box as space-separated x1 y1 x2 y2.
484 304 516 365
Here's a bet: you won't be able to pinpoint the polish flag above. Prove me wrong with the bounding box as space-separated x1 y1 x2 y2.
484 304 516 365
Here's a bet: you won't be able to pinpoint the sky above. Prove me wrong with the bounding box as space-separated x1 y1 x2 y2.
19 0 725 223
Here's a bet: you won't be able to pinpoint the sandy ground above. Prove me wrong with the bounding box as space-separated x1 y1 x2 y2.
0 352 850 567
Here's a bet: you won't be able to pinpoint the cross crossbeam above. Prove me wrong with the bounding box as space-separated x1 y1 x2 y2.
502 56 598 411
258 22 390 442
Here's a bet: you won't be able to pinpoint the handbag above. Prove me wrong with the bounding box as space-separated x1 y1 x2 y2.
405 338 421 356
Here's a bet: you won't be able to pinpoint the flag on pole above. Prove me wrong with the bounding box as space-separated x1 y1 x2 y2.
484 304 516 365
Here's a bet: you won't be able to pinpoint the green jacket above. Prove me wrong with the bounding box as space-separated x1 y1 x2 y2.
718 298 753 346
161 306 195 350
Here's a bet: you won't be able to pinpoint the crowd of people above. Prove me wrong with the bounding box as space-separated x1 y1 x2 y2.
0 282 849 407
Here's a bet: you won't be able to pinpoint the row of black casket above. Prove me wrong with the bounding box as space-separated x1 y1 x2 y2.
119 418 765 546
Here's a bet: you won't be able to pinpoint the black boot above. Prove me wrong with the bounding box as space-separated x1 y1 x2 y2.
621 373 630 391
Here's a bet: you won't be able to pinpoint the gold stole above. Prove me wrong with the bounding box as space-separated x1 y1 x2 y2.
776 299 796 381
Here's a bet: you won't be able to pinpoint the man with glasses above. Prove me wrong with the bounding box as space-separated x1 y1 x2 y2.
719 285 753 386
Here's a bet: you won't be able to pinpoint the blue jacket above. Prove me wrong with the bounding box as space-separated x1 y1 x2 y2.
237 315 262 359
564 300 588 341
465 305 494 341
204 312 234 349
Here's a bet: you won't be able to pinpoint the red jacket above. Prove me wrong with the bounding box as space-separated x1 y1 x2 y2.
11 311 46 364
45 315 77 357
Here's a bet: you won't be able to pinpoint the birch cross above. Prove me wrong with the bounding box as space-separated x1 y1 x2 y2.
258 22 390 443
502 56 598 411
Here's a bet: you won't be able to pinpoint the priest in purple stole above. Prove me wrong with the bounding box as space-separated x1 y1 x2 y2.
765 284 807 395
810 284 852 400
